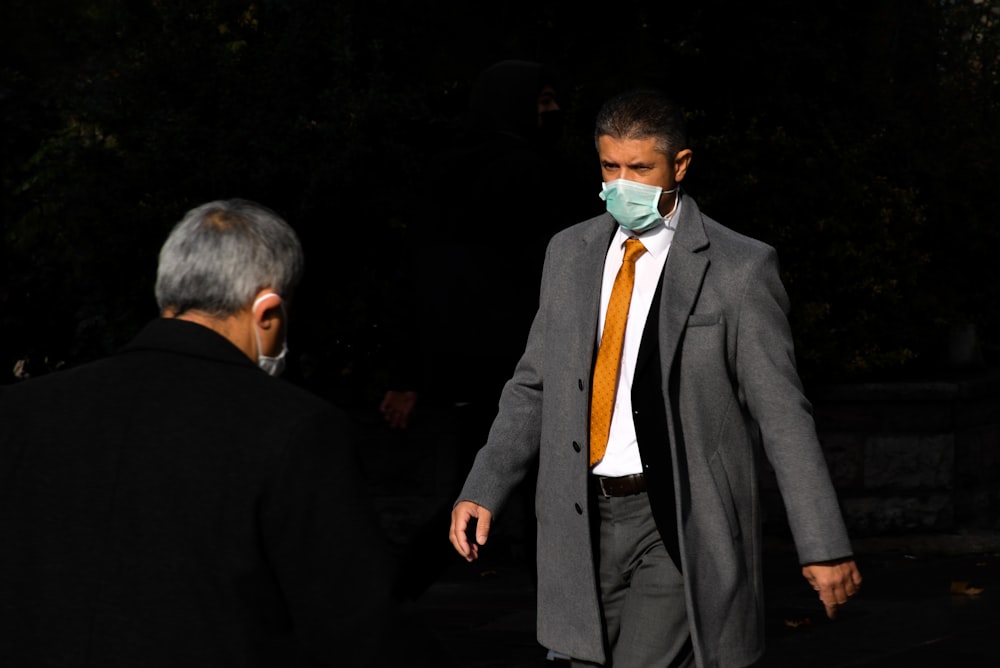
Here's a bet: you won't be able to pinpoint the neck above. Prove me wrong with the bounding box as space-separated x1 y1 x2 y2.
658 188 680 218
165 309 255 360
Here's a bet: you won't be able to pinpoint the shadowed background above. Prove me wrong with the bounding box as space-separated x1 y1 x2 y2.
2 0 997 404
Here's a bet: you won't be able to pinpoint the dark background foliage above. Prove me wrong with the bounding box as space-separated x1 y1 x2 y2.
2 0 998 406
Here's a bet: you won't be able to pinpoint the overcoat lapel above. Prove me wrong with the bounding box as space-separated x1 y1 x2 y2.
658 198 710 381
572 216 619 366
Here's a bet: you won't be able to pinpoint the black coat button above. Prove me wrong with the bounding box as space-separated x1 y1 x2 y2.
574 503 583 515
578 378 584 391
572 441 581 453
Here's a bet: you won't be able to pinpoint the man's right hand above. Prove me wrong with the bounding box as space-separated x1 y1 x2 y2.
450 501 493 562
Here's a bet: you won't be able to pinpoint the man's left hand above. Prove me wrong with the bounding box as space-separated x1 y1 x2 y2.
801 558 862 619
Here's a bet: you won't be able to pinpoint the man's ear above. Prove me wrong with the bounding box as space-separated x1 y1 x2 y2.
673 149 693 183
251 290 282 330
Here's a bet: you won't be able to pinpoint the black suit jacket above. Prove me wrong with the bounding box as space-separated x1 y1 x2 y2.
631 271 681 569
0 318 409 667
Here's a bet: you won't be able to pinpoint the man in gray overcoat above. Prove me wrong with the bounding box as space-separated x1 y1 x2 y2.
449 89 862 667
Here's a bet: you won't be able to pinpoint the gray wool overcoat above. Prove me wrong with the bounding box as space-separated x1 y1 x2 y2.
458 195 854 667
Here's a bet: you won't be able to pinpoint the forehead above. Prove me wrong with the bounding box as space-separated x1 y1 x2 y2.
598 135 665 164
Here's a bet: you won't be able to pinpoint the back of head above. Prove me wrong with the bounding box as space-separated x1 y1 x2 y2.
155 199 304 317
594 89 688 158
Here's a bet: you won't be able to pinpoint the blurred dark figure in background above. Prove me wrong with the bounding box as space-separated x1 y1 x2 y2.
0 199 433 667
381 59 596 598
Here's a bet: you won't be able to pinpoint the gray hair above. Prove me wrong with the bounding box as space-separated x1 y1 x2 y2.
155 199 304 317
593 89 688 158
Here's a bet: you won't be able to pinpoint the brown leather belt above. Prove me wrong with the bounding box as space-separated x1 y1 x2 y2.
594 472 647 497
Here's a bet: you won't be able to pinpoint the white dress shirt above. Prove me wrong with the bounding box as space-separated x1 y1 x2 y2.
591 196 681 477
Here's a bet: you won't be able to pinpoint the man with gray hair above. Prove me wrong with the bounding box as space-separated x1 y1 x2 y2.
0 199 415 666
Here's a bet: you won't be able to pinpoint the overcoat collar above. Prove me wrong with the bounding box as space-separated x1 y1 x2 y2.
120 317 258 369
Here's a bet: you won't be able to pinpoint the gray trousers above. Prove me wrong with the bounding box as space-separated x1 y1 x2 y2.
571 491 694 668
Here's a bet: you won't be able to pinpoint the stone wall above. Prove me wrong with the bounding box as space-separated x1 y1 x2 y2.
760 369 1000 538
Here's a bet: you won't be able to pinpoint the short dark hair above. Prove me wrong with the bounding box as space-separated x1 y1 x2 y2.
594 89 688 158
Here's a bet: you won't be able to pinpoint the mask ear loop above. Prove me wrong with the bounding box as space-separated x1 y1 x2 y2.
250 292 281 365
660 187 681 220
252 292 281 314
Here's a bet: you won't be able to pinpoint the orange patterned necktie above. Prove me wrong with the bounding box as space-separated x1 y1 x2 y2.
590 238 647 467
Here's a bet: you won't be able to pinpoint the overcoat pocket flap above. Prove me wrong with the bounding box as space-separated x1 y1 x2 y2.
686 313 722 327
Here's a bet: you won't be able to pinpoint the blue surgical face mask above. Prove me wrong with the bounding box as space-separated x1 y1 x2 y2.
600 179 678 233
252 292 288 377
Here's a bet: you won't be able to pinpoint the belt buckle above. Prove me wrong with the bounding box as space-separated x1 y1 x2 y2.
597 476 611 497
